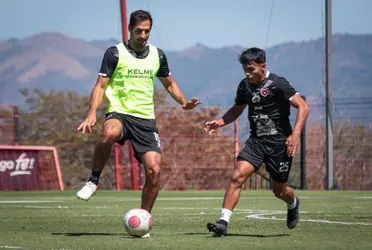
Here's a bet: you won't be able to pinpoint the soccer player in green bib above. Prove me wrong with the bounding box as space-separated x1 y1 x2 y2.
76 10 200 227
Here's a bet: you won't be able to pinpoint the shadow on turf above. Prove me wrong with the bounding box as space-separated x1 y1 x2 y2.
180 232 290 238
51 232 153 239
354 216 372 219
51 232 124 237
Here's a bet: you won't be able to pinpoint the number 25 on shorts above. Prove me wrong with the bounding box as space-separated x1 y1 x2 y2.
279 162 290 172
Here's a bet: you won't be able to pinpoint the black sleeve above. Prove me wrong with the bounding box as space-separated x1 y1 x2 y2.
156 48 171 77
234 80 248 106
98 46 119 78
274 77 298 100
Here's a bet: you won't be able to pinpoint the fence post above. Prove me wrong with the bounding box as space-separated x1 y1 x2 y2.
129 142 139 190
300 95 307 190
115 143 121 191
13 105 19 145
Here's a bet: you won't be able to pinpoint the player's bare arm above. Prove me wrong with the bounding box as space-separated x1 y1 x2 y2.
286 94 310 156
158 75 201 109
77 75 110 133
204 104 247 135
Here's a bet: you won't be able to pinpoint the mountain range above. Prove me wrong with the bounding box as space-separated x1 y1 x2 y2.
1 32 372 121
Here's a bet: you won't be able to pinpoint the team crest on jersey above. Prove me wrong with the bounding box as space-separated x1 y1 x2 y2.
260 88 268 97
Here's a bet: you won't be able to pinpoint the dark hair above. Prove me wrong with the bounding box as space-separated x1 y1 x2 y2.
239 47 266 65
129 10 153 28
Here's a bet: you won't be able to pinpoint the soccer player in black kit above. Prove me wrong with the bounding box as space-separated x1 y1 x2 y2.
204 47 310 236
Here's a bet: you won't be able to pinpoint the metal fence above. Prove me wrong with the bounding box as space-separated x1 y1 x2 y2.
1 103 371 191
305 101 372 190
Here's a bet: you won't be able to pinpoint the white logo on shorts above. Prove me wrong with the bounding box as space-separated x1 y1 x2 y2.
153 132 161 148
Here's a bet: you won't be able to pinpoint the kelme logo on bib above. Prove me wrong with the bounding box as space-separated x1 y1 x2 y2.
126 69 154 79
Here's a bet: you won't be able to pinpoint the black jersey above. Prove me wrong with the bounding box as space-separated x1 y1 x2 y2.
235 71 298 144
98 42 171 78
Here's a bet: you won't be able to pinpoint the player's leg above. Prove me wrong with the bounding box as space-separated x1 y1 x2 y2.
207 138 264 236
272 180 295 205
77 113 124 200
222 160 256 213
91 118 123 178
138 151 161 213
265 145 299 229
207 160 256 236
271 180 299 229
123 116 161 238
125 116 162 213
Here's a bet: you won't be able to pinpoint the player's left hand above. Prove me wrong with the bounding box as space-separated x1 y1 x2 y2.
182 98 201 110
286 133 301 157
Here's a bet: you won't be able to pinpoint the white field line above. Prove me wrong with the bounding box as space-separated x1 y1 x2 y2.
8 205 68 209
0 246 24 249
1 203 370 226
247 211 372 226
1 196 372 204
110 196 372 202
0 200 61 204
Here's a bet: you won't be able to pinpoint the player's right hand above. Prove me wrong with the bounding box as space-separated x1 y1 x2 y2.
204 120 223 135
77 113 97 133
286 132 301 157
182 97 201 110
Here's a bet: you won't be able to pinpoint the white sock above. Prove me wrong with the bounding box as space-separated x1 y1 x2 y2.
219 208 232 223
287 197 297 209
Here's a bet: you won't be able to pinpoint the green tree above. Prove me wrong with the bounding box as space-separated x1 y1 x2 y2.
18 88 240 190
18 88 112 189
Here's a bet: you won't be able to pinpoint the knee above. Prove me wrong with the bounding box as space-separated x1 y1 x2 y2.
145 162 161 183
273 188 286 199
230 170 245 188
101 128 120 144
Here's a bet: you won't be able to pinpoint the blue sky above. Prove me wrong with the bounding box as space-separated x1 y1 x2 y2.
0 0 371 51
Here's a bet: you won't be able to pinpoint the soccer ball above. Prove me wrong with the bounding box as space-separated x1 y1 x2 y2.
124 208 152 237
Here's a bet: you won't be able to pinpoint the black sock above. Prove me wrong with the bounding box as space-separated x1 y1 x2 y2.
88 170 101 185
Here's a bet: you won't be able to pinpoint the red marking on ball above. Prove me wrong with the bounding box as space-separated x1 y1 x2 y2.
128 216 141 228
148 218 153 229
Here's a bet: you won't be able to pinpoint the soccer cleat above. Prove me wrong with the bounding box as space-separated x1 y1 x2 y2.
287 197 300 229
207 219 228 236
77 181 98 201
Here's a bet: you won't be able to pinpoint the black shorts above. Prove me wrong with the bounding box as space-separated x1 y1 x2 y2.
105 112 161 163
237 137 293 183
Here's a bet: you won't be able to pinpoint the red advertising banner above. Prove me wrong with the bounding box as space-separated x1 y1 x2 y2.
0 145 64 191
0 150 41 190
